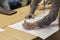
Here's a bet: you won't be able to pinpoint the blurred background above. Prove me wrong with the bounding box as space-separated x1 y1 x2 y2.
0 0 31 10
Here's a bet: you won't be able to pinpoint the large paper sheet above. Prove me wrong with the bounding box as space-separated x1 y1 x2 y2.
8 12 59 39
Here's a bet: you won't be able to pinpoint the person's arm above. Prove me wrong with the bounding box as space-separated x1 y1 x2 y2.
45 4 51 9
2 0 10 9
39 0 49 5
30 0 42 14
36 0 60 27
37 0 51 10
38 0 44 5
25 0 42 19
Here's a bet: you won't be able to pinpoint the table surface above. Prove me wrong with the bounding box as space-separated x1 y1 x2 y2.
0 5 60 40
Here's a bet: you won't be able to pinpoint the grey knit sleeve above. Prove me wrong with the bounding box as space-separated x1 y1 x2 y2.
36 0 60 28
30 0 42 14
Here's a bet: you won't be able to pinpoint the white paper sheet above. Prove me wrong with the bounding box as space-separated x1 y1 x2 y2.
0 28 4 32
8 12 59 39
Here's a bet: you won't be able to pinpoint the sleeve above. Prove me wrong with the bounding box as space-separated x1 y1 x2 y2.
36 0 60 28
29 0 42 14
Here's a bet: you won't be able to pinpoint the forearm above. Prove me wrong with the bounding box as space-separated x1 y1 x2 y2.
36 0 60 28
39 0 44 5
30 0 42 14
39 0 49 5
46 4 51 8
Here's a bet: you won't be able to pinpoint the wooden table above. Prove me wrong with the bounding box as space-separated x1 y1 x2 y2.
0 6 60 40
0 5 44 40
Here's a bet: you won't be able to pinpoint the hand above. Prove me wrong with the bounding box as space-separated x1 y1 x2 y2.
37 5 44 10
23 22 39 30
25 13 33 19
38 5 51 10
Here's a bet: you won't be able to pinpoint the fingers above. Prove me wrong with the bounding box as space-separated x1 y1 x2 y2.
23 23 30 30
25 15 36 19
25 15 32 19
23 23 34 30
25 13 33 19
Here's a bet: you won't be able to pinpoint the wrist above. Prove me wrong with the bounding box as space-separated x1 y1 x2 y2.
34 22 39 27
36 21 42 28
